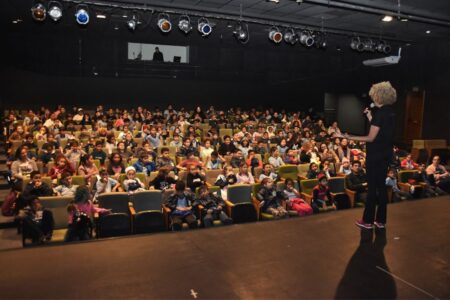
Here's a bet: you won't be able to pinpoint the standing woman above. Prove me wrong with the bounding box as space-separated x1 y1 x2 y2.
337 82 396 230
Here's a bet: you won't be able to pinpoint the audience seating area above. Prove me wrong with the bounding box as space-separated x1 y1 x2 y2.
2 106 449 247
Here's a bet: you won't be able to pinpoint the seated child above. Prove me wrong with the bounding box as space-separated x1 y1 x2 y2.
150 167 177 191
165 181 198 231
256 178 288 219
94 169 121 200
194 185 233 228
259 163 278 182
206 151 224 170
214 165 237 200
133 152 156 176
54 172 78 197
19 196 54 244
312 174 336 213
386 168 412 201
123 166 146 194
186 165 207 192
282 178 313 216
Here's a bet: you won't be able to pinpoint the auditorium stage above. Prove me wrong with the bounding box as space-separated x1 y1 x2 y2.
1 197 449 299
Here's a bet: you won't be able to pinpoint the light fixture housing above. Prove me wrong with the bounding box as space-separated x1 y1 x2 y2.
75 5 89 25
127 15 137 31
350 37 364 52
48 1 62 22
31 3 46 21
178 15 192 34
284 28 297 45
376 40 391 54
268 26 283 43
299 30 314 47
198 17 212 36
315 32 327 49
157 13 172 33
233 22 249 43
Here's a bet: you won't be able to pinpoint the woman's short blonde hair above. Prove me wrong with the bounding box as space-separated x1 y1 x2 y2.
369 81 397 105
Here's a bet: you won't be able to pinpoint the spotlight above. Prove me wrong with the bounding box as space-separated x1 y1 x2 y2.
268 26 283 43
350 37 364 52
31 3 46 22
233 22 249 43
198 17 212 36
283 28 297 45
299 30 314 47
363 39 376 52
75 5 89 25
127 15 137 31
376 40 391 53
157 13 172 33
48 1 62 22
315 32 327 49
178 15 192 34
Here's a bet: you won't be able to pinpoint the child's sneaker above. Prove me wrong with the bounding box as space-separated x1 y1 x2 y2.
373 221 386 229
355 219 373 229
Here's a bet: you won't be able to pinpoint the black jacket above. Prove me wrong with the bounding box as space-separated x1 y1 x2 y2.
346 171 368 193
256 187 284 211
165 192 196 212
194 192 226 212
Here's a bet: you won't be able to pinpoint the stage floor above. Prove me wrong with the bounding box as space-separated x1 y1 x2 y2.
0 196 449 299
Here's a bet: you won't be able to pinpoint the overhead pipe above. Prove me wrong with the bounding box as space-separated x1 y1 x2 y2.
299 0 450 28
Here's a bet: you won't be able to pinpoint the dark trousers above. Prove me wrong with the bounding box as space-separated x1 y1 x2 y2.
65 223 92 242
171 214 197 231
363 156 389 224
23 210 54 243
203 211 233 228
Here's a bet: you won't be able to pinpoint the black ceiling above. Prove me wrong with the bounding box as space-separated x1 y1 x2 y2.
3 0 450 43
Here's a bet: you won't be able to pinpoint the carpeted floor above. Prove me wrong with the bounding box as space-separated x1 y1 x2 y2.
0 196 449 299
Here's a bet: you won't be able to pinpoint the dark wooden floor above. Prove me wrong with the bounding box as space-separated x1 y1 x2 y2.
0 196 449 299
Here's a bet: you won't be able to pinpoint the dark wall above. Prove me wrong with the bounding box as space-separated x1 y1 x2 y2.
1 26 449 142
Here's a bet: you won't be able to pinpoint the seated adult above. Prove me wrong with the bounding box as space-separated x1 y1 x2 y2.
401 154 418 170
345 161 368 204
11 146 38 184
426 156 450 193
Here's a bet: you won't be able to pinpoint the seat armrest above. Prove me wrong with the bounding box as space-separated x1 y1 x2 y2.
223 200 234 217
162 205 172 230
301 193 312 205
398 182 410 193
252 197 261 220
345 189 356 208
129 206 136 216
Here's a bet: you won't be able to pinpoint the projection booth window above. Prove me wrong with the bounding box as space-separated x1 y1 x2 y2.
128 43 189 63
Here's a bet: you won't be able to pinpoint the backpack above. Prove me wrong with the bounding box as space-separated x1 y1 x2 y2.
2 189 18 216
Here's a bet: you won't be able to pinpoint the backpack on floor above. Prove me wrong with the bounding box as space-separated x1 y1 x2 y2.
2 189 18 216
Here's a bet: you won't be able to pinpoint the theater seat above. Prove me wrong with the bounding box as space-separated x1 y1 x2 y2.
276 181 300 217
278 165 299 181
96 193 132 238
327 177 351 209
130 191 165 234
224 184 257 223
300 179 318 205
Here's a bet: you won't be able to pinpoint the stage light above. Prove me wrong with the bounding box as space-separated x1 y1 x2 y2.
96 14 106 19
299 30 314 47
233 22 249 43
363 39 376 52
381 15 393 22
157 13 172 33
350 37 364 52
48 1 62 22
75 5 89 25
314 32 327 49
178 15 192 34
127 15 137 31
283 28 297 45
268 26 283 43
376 40 391 53
31 3 46 22
198 17 212 36
425 30 431 34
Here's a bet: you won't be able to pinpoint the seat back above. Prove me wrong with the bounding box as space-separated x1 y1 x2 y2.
328 177 346 194
297 164 310 178
219 128 233 138
251 183 261 197
206 169 222 185
398 170 419 183
300 179 318 195
227 184 252 204
278 165 299 181
97 192 130 214
39 196 73 229
71 175 86 186
131 190 163 212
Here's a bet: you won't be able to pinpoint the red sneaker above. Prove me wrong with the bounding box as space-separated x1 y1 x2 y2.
355 219 373 229
373 221 386 229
